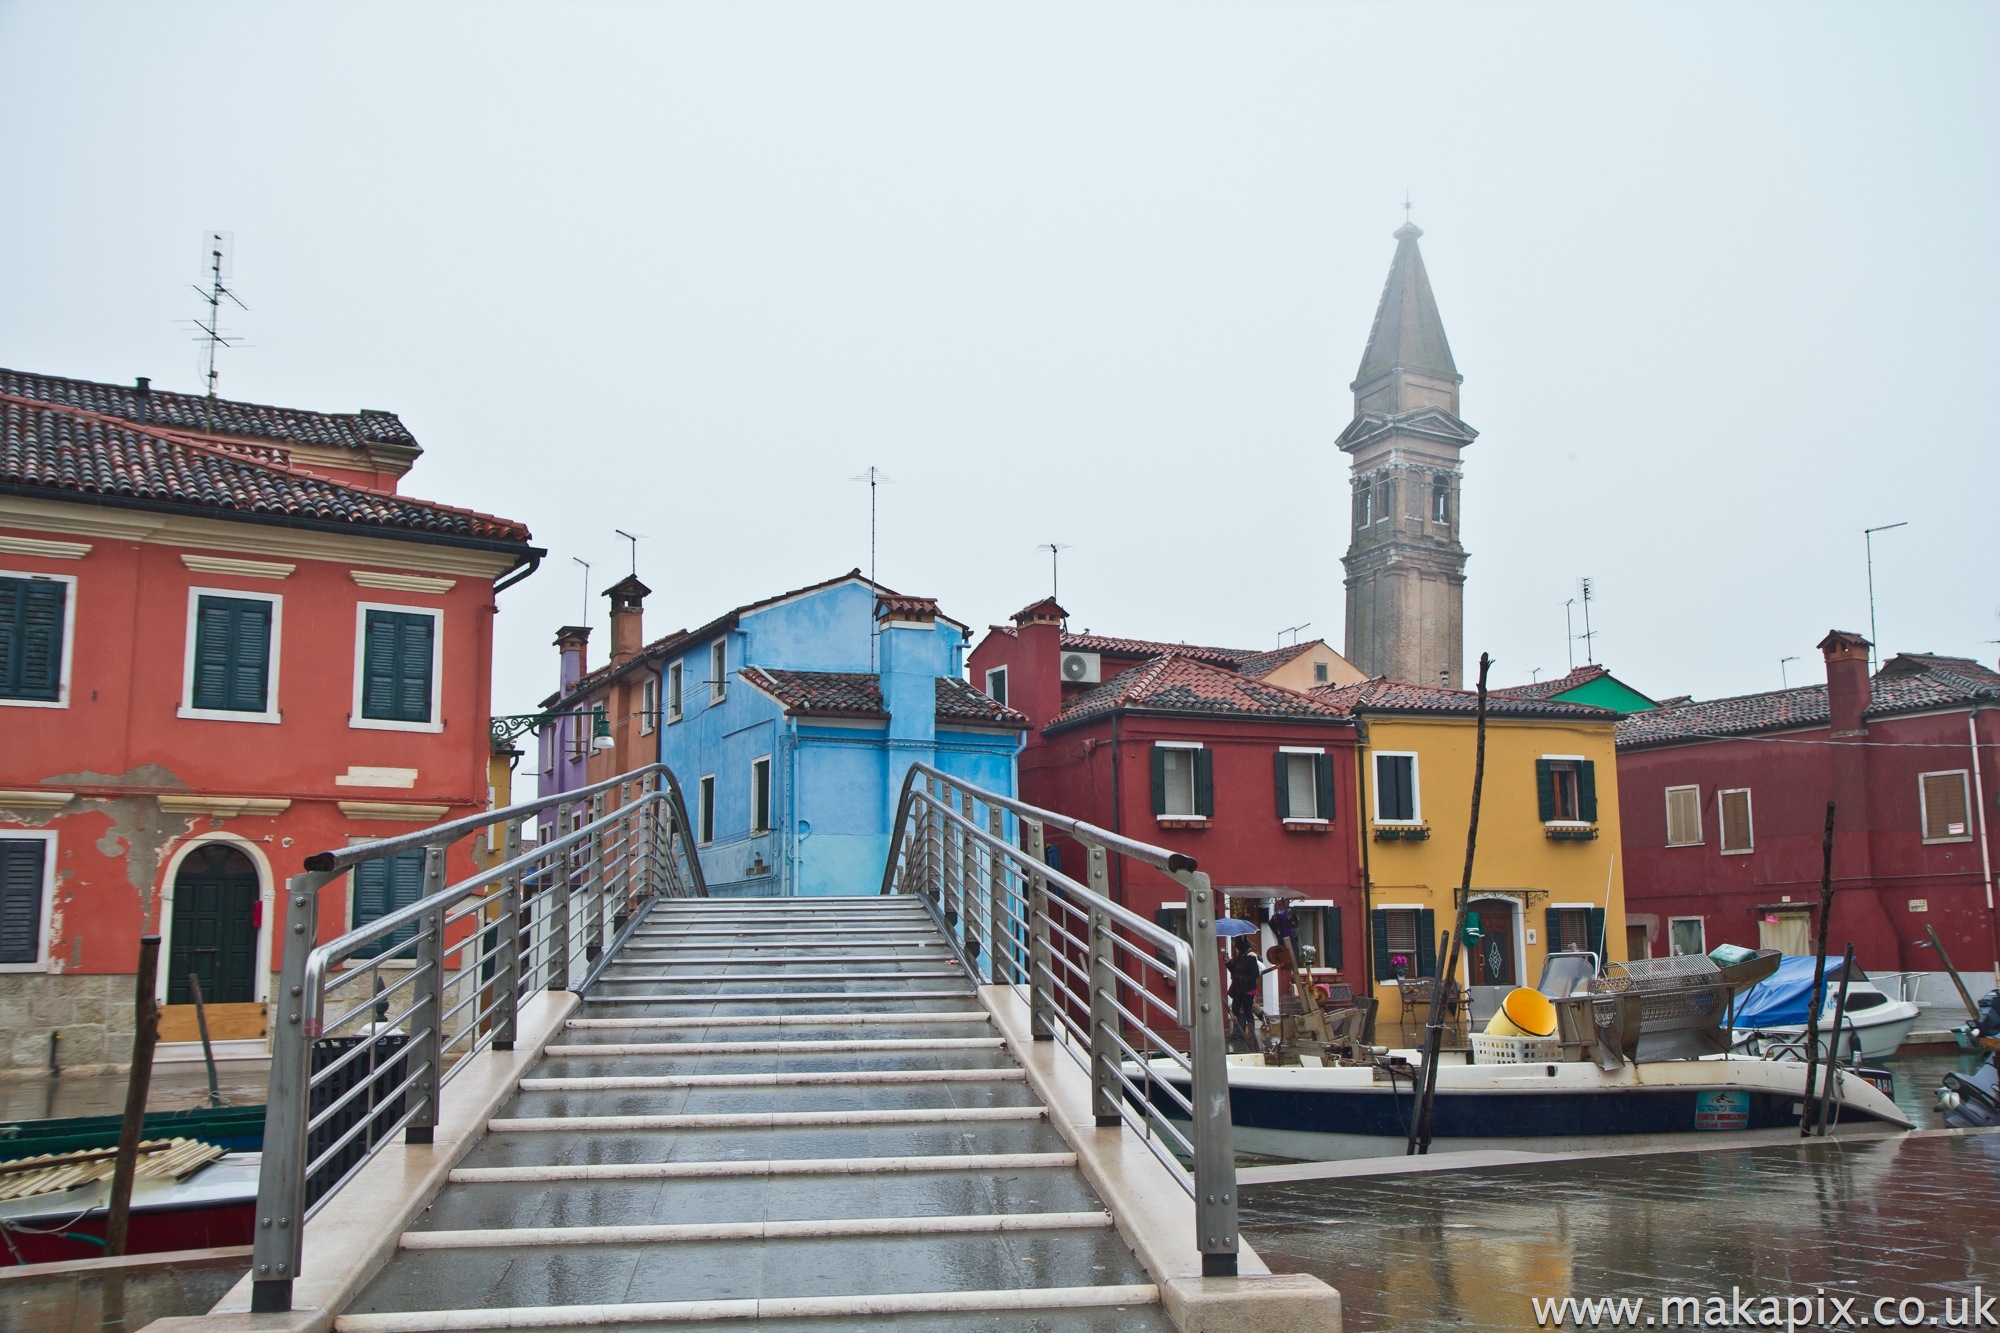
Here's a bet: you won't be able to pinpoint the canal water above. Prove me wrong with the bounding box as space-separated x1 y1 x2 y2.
1242 1053 2000 1331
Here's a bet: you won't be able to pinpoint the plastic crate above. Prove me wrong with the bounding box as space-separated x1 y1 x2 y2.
1471 1033 1561 1064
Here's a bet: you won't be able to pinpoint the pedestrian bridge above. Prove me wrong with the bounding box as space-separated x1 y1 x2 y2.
162 764 1338 1332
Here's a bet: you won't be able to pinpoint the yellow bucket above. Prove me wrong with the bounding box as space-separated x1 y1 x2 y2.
1485 986 1557 1038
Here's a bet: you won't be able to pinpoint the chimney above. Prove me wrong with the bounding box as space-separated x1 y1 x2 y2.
1008 597 1068 730
603 576 651 668
555 625 591 693
1818 629 1872 736
134 376 150 425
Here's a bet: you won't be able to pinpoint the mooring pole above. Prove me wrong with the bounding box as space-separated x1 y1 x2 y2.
1818 942 1858 1136
190 973 223 1108
106 935 162 1256
1800 802 1836 1138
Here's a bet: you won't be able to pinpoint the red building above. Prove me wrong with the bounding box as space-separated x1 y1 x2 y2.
0 370 537 1074
968 600 1365 1004
1616 630 1999 1005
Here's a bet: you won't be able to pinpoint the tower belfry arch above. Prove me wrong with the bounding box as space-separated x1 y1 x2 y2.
1338 221 1477 688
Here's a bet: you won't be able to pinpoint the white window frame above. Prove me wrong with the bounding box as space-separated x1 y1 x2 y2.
697 774 716 845
1718 787 1754 855
1155 740 1203 820
1667 915 1707 958
0 829 58 972
1664 784 1703 847
1378 904 1423 977
1278 745 1328 824
1373 750 1422 824
350 601 445 734
1540 753 1589 826
750 755 772 835
984 666 1008 707
1918 769 1975 844
178 585 283 724
639 675 658 735
709 639 728 704
0 569 78 710
667 661 684 723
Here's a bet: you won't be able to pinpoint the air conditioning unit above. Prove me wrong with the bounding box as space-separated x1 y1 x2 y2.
1060 651 1101 684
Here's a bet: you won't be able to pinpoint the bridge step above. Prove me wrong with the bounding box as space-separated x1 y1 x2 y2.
490 1106 1047 1132
582 990 974 1003
618 940 948 951
402 1210 1115 1249
335 1284 1161 1331
544 1037 1002 1055
564 1010 990 1029
447 1151 1077 1183
599 970 964 982
520 1068 1025 1090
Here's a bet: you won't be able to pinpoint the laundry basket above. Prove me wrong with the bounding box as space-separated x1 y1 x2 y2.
1470 1033 1562 1064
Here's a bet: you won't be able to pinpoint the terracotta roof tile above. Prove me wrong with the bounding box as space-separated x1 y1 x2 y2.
1235 642 1318 678
1058 632 1253 669
0 396 531 546
741 668 885 718
1311 677 1618 721
934 675 1029 728
1490 664 1610 701
1049 654 1350 732
0 368 416 451
1616 655 2000 749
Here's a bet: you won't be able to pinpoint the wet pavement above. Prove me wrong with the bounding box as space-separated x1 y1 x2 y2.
1243 1129 2000 1331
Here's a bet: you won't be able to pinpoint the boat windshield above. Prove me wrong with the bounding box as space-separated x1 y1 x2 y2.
1537 951 1599 998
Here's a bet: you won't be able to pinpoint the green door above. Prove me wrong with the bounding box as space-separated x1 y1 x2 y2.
168 845 260 1005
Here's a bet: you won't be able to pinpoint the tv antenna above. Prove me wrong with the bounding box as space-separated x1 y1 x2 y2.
190 231 248 425
1277 622 1311 648
572 557 591 631
1563 598 1577 671
1530 667 1543 683
1039 543 1072 603
851 468 895 670
613 530 644 578
1863 521 1907 672
1780 655 1801 688
1577 578 1598 665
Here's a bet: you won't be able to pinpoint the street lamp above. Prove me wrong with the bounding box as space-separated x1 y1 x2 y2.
1864 522 1908 672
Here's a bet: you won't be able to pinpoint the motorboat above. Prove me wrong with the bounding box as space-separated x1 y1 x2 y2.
0 1148 257 1264
1133 946 1911 1160
1728 955 1921 1062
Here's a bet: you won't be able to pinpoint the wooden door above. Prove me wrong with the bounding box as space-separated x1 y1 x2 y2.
1627 924 1650 961
168 845 259 1004
1465 901 1517 987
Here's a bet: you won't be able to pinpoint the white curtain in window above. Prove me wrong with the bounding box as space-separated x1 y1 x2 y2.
1163 750 1195 816
1286 754 1318 818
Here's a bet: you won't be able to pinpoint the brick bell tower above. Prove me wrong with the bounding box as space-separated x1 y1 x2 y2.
1337 221 1477 688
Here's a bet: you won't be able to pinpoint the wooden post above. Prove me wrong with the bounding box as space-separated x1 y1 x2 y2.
1800 802 1836 1138
1818 942 1858 1136
1925 924 1981 1021
106 935 162 1256
189 972 223 1108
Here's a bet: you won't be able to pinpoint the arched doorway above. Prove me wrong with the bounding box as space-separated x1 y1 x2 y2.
167 844 260 1005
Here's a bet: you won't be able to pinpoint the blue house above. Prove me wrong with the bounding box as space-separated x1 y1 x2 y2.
537 571 1024 897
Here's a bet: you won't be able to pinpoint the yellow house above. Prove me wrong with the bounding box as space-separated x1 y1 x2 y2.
1317 678 1629 1031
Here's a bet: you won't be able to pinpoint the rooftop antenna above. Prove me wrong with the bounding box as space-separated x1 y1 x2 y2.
1781 655 1801 688
1577 578 1598 665
572 557 591 631
613 530 644 578
1563 599 1577 672
1863 521 1908 672
1039 543 1073 604
1530 667 1543 683
851 467 895 670
1278 622 1311 648
190 231 247 429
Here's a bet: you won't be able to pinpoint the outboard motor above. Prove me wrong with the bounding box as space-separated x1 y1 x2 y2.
1938 989 2000 1129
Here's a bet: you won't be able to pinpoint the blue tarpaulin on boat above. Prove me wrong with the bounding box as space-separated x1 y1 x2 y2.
1729 956 1856 1028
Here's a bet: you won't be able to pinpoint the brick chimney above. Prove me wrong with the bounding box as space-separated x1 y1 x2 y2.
555 625 591 693
1009 597 1067 731
1818 629 1872 737
604 576 651 668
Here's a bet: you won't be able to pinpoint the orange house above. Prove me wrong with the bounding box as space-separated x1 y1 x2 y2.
0 369 538 1074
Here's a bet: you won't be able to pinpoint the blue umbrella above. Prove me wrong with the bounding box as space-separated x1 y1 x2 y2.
1214 918 1258 938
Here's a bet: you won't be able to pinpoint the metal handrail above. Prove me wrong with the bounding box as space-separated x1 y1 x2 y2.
249 762 706 1314
878 761 1240 1277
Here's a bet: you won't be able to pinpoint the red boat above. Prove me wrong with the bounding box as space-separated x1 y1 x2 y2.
0 1153 257 1265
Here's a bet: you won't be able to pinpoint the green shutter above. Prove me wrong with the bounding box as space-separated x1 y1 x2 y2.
1273 752 1290 818
1370 909 1393 986
1194 749 1214 818
362 610 435 724
1324 905 1344 970
0 839 46 964
191 596 271 712
1545 907 1561 952
0 577 66 702
353 851 426 958
1587 907 1607 962
1315 754 1335 822
1535 759 1555 821
1416 908 1438 977
1578 760 1599 822
1150 747 1168 816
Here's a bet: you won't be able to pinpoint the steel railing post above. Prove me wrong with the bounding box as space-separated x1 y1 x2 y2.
987 803 1007 985
1178 867 1238 1276
250 870 335 1313
404 845 448 1146
1024 818 1053 1040
551 808 574 990
1085 858 1120 1127
939 783 961 935
493 819 523 1051
960 791 978 962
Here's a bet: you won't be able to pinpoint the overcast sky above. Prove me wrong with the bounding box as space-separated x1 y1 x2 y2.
3 2 1994 716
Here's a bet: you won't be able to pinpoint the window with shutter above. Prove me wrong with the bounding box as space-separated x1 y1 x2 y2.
1539 759 1585 821
0 838 49 965
1665 786 1702 846
188 593 275 715
640 677 657 735
0 575 69 703
667 662 683 722
984 667 1008 707
1921 771 1973 841
1158 748 1197 817
1375 753 1418 822
358 607 438 725
351 851 426 959
1285 753 1319 819
710 640 727 702
1718 789 1754 854
751 757 772 833
698 775 716 843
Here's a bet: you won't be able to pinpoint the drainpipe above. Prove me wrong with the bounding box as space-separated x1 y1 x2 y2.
789 713 802 897
1109 713 1125 908
1972 709 1998 983
1356 719 1375 995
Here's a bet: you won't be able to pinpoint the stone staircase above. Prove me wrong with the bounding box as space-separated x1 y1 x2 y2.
334 894 1172 1331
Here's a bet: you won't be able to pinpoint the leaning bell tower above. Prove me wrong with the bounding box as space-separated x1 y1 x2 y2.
1338 222 1477 688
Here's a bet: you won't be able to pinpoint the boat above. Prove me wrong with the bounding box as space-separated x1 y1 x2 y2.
1728 955 1921 1061
1134 947 1911 1160
0 1148 258 1265
0 1104 265 1163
